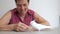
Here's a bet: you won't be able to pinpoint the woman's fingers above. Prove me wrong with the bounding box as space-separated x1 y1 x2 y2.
18 23 27 30
16 26 25 32
18 22 30 29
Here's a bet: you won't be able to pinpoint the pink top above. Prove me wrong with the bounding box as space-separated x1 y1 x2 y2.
9 8 34 26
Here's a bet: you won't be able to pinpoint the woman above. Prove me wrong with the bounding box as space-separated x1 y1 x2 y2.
0 0 50 32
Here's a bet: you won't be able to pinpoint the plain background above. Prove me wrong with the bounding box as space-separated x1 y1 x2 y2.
0 0 59 29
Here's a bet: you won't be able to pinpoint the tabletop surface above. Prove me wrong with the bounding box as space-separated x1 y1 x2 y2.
0 28 60 34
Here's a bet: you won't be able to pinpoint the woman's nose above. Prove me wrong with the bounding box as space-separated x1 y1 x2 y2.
21 6 24 10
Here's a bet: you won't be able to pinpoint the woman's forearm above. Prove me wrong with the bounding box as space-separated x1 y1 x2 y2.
0 24 16 31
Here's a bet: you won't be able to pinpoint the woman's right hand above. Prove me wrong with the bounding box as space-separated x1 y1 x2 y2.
15 22 30 32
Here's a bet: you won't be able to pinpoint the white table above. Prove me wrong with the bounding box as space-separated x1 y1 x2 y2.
0 28 60 34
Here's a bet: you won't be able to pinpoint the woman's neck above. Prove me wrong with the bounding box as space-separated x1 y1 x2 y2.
18 12 26 18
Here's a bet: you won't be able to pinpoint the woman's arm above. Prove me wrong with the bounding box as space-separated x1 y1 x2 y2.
34 12 50 26
0 11 16 31
0 11 11 25
0 24 16 31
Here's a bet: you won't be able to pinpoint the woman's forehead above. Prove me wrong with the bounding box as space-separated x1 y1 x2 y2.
16 0 28 3
16 0 28 2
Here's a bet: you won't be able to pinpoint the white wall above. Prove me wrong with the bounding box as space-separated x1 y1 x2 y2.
0 0 16 18
0 0 59 28
59 0 60 16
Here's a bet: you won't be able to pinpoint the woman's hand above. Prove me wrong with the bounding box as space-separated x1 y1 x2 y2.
15 22 31 32
14 22 37 32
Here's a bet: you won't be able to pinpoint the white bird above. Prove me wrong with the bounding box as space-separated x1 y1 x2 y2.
30 21 53 31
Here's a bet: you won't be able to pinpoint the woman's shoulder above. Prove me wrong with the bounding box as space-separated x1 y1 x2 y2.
1 11 11 19
9 8 17 12
28 9 35 15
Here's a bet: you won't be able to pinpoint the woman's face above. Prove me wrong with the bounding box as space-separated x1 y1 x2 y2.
16 0 29 14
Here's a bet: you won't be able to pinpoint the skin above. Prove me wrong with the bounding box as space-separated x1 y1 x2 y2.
0 0 50 32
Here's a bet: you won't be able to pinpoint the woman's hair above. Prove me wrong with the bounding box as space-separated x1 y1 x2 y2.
15 0 29 3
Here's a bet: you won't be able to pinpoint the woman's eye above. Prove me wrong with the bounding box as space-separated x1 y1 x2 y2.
24 4 26 6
